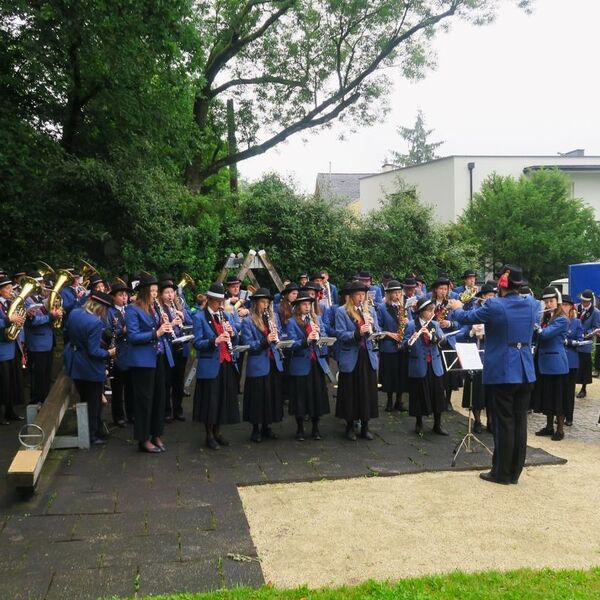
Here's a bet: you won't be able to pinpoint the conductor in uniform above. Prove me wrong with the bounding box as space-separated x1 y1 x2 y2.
448 264 538 485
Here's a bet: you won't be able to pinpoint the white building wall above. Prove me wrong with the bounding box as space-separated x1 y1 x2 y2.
359 155 600 222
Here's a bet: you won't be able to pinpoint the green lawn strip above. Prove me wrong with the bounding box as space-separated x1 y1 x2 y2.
125 566 600 600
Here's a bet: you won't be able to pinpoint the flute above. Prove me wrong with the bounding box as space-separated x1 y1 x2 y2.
408 316 435 347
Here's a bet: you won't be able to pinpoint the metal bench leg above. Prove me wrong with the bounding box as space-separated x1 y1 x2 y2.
76 402 90 449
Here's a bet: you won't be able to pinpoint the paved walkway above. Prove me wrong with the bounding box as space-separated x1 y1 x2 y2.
0 381 577 599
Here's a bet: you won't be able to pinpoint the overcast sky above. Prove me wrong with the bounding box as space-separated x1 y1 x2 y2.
239 0 600 193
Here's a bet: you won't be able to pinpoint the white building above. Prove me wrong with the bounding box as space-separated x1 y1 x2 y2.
357 152 600 221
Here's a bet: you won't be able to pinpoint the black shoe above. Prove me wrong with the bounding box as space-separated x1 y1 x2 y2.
385 401 394 412
251 432 262 443
7 414 24 421
576 390 586 398
433 424 449 436
0 419 10 426
312 427 322 441
164 415 174 423
174 413 186 422
415 421 423 435
295 430 305 441
479 471 510 485
551 431 564 441
535 427 554 437
151 439 166 452
91 437 107 446
114 420 126 428
138 442 160 453
261 427 278 440
360 429 374 441
206 437 220 450
214 433 229 447
473 421 483 434
565 420 573 426
345 428 357 441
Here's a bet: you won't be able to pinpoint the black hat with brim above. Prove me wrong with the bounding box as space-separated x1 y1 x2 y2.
281 283 299 296
292 291 315 305
476 283 497 297
542 286 562 302
137 275 158 289
346 281 368 294
431 277 451 289
497 264 524 289
225 275 241 285
206 282 226 299
462 269 477 279
579 289 594 301
562 294 574 305
159 280 177 292
415 297 433 313
385 280 403 292
0 276 13 287
109 282 131 295
90 291 114 307
402 277 418 288
251 287 273 301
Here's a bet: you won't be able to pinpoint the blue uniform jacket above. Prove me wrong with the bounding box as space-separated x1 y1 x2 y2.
453 293 538 385
192 308 240 379
107 306 130 370
401 319 444 378
241 313 284 377
125 304 174 369
24 296 55 352
565 317 583 370
334 306 379 373
63 308 109 382
375 302 402 354
536 316 569 375
0 301 16 361
285 315 331 377
577 306 600 355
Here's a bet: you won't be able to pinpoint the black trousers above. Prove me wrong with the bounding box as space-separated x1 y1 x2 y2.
110 366 134 423
165 351 186 417
74 379 104 439
28 350 53 405
487 383 533 483
130 355 166 442
0 359 12 412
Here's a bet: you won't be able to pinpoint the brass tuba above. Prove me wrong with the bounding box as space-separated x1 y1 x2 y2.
6 276 43 341
49 269 73 329
79 259 98 290
459 285 478 304
36 260 55 279
177 272 195 290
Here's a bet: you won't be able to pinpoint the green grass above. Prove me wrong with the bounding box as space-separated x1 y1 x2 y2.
125 567 600 600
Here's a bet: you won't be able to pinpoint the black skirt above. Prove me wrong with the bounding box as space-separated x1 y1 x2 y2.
461 371 487 411
408 363 446 417
576 353 592 384
335 347 378 422
378 351 405 394
534 373 567 417
193 361 240 425
288 361 330 417
243 359 283 425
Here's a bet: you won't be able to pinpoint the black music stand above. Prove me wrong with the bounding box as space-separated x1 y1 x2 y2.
441 345 492 466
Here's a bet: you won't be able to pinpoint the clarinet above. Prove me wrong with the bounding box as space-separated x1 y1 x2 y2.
218 307 234 354
264 307 284 360
154 300 176 341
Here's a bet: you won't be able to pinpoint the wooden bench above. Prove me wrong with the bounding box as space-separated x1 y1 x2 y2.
7 372 88 490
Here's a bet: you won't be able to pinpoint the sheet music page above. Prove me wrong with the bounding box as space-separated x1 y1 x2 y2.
455 342 484 370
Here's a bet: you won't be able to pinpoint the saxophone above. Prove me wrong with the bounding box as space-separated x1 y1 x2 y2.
396 302 406 348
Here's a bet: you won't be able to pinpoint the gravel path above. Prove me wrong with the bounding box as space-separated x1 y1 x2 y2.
240 382 600 588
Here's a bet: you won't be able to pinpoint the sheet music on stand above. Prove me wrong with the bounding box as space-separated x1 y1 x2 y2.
275 340 294 350
455 342 484 370
231 344 250 354
317 336 336 347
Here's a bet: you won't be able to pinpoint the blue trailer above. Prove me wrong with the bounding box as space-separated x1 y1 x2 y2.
568 262 600 299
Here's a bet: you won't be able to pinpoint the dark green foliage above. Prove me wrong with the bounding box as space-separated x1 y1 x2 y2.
457 169 600 292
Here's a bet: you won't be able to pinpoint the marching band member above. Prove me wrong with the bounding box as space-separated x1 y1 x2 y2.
448 265 538 485
107 281 132 426
334 280 380 441
60 267 85 317
575 289 600 398
402 298 448 435
455 269 479 309
561 295 583 427
378 273 392 299
402 275 420 313
430 276 460 411
0 275 25 424
159 280 189 422
63 291 116 445
376 280 408 412
285 291 331 440
241 288 284 443
276 282 299 328
24 271 61 406
355 271 382 305
533 287 569 441
320 270 337 307
224 275 250 319
125 275 175 454
192 283 240 450
457 283 496 433
298 273 309 289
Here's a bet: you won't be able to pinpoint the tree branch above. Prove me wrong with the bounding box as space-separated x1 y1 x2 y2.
208 74 305 98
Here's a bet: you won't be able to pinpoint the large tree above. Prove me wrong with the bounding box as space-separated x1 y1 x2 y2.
457 169 600 291
186 0 530 189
